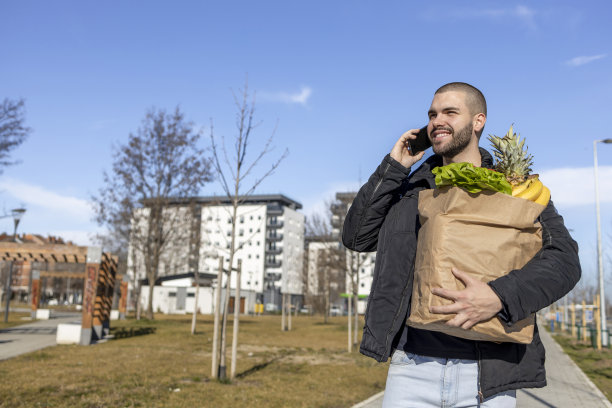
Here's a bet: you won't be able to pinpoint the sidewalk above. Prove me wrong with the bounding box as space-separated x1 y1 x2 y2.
0 312 81 361
352 328 612 408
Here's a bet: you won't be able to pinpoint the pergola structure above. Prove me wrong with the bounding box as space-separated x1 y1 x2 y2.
0 242 125 345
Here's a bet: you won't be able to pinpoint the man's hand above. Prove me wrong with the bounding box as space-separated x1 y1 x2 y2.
390 129 426 169
430 268 503 330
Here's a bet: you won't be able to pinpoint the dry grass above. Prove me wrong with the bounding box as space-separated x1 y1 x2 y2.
0 314 388 407
0 311 32 330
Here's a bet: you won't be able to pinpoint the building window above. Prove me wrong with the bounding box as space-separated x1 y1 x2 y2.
240 216 244 223
248 254 252 259
227 231 231 237
249 228 253 233
256 241 260 246
256 254 260 259
239 229 244 237
228 217 232 224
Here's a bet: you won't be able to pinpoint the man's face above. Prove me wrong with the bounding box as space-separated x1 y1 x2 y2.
427 91 476 157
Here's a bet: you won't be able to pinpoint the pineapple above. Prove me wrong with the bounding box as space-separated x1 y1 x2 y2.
487 125 534 186
487 125 550 206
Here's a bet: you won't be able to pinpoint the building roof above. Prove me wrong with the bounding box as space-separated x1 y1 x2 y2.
141 272 218 286
166 194 302 210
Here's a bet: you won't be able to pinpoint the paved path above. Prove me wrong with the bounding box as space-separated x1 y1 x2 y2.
352 328 611 408
0 312 81 360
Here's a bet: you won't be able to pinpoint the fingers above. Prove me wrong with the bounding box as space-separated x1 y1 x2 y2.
451 267 474 285
400 128 421 140
431 286 458 301
430 302 461 315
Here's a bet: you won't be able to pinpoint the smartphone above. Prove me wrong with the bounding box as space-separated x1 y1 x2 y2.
408 126 431 154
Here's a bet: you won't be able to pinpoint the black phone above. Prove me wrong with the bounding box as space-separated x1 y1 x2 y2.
408 126 431 154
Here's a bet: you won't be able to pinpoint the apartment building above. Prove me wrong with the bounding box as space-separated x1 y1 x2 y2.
332 192 377 314
128 194 305 314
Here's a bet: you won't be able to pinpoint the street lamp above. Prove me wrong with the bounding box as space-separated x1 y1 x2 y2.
4 207 26 322
594 139 612 346
11 208 26 241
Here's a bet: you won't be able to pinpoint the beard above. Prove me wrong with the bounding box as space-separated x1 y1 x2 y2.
431 122 473 158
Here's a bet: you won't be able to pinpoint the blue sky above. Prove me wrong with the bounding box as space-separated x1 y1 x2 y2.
1 1 612 294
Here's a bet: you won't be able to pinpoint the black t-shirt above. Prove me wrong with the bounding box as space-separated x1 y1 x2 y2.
397 324 478 360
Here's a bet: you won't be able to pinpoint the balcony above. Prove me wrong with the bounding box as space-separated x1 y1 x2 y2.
265 260 282 268
265 247 282 255
266 233 283 242
267 205 284 216
267 220 284 229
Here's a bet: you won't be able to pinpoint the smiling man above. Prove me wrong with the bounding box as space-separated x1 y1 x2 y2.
342 82 580 407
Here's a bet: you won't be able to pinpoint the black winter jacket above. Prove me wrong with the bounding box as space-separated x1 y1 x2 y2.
342 149 581 399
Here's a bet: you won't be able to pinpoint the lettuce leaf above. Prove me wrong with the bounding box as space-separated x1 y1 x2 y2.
432 162 512 195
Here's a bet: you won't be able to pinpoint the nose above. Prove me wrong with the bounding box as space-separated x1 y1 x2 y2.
431 114 445 129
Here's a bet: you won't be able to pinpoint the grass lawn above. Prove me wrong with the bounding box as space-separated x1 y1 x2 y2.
0 311 32 330
552 331 612 401
0 314 388 408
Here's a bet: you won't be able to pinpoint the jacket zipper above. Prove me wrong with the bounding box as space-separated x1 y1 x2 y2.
475 342 484 402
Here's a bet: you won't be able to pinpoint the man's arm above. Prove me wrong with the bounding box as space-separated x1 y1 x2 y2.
488 201 581 325
342 130 425 252
430 200 580 328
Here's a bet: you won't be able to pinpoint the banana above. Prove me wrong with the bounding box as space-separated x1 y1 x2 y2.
516 178 543 201
534 185 551 207
511 180 530 197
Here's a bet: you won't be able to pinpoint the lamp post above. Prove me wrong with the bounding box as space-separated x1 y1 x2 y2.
3 208 26 323
594 139 612 346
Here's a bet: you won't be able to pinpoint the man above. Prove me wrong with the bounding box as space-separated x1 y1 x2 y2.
342 82 581 407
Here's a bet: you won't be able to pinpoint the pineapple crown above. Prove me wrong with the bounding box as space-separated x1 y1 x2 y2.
487 125 534 183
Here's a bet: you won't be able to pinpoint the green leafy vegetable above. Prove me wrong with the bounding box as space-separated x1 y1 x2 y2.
432 162 512 195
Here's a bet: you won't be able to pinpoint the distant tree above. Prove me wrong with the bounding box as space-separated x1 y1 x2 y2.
92 107 212 320
0 98 31 173
304 207 346 325
209 80 288 381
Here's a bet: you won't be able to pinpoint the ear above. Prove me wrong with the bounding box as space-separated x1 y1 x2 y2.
473 113 486 133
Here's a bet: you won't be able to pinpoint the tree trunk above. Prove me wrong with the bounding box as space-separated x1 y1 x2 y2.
191 274 199 335
146 273 155 319
323 267 329 324
354 259 360 347
211 257 223 379
288 294 292 331
347 291 352 352
230 260 242 379
218 269 231 380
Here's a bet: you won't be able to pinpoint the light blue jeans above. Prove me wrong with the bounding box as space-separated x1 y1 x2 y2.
382 350 516 408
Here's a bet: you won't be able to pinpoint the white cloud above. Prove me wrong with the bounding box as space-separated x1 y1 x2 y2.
0 178 92 222
564 54 607 67
540 166 612 206
260 86 312 106
422 5 537 28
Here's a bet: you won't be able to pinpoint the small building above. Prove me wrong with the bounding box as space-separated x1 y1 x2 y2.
139 272 218 315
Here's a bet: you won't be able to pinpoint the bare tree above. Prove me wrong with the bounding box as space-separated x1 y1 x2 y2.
305 209 346 325
92 107 212 320
209 81 288 381
0 98 31 173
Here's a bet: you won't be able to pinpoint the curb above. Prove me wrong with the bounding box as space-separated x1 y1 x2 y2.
351 391 384 408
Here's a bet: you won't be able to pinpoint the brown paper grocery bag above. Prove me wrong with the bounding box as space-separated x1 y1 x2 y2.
406 186 544 344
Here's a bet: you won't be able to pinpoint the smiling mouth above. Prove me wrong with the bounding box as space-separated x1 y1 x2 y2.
431 127 453 141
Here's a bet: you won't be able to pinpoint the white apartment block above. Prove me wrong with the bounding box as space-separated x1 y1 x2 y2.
128 194 305 314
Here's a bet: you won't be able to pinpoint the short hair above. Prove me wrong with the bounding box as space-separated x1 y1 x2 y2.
435 82 487 117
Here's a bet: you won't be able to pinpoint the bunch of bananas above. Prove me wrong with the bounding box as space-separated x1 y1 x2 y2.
512 176 550 206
